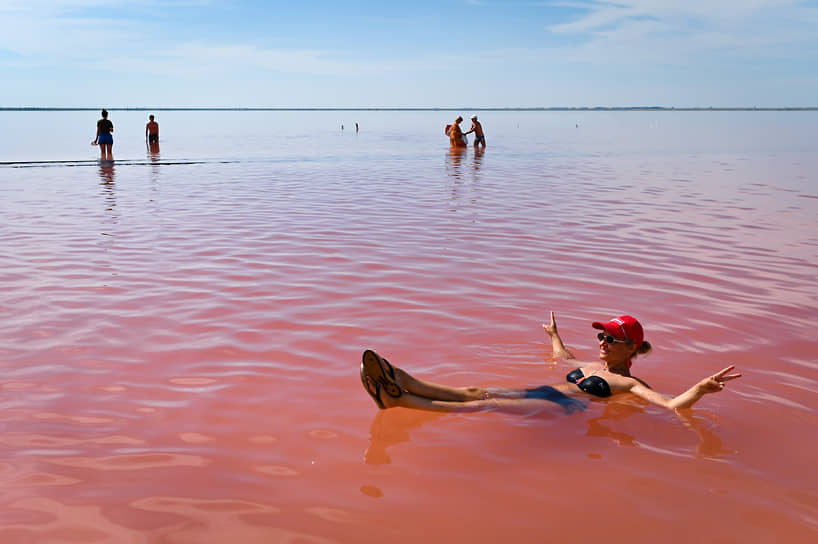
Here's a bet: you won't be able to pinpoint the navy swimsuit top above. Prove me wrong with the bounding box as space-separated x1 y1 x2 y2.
566 368 612 398
98 119 113 134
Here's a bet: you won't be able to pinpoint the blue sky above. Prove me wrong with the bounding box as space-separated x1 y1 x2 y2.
1 0 816 107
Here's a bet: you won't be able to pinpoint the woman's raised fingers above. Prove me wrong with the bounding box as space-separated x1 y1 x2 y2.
713 365 736 379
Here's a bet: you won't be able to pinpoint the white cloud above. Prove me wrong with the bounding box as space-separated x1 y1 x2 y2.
545 0 818 64
0 0 210 13
549 0 812 32
1 0 815 106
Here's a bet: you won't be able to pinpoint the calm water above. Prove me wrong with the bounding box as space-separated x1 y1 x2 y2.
1 110 816 543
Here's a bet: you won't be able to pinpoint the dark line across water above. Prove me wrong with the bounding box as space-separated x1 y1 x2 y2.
0 159 240 169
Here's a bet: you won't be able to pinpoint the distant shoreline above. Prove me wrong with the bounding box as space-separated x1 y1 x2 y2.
1 107 817 112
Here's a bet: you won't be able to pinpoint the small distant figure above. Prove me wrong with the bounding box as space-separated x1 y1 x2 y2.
93 109 114 160
146 114 159 144
448 116 467 148
355 122 359 133
464 115 486 147
341 124 344 131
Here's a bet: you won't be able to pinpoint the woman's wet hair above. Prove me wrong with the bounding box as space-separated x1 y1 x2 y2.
101 109 108 117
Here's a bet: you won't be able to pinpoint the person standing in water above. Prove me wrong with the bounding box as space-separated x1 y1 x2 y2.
464 115 486 147
448 116 466 148
93 109 114 160
146 114 159 144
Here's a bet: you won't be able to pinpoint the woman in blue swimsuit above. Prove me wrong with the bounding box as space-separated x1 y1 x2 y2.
361 312 741 412
93 109 114 160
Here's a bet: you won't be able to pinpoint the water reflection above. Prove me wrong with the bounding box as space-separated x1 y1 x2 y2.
148 141 161 177
585 401 734 459
472 145 484 173
446 146 484 178
676 411 736 460
364 409 441 465
445 146 467 179
98 161 116 208
585 402 642 447
97 160 115 185
445 146 486 210
365 398 734 465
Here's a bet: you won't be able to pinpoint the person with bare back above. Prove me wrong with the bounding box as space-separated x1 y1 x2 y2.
464 115 485 147
93 109 114 160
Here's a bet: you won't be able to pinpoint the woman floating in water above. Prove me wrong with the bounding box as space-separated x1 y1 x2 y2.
360 312 741 412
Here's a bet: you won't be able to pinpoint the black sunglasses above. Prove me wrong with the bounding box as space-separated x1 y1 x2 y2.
597 332 631 345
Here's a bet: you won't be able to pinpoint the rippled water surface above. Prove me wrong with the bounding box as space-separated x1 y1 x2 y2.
1 110 817 542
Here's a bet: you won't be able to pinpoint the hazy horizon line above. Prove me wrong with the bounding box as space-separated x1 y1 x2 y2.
2 106 817 112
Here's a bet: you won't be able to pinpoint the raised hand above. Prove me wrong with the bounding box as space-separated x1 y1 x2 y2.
543 311 575 359
698 365 742 394
542 311 558 337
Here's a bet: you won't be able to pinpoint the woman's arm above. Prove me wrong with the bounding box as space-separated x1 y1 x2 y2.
629 366 741 410
542 311 575 360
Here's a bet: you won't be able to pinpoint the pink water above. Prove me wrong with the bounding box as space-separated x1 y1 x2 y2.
1 110 816 543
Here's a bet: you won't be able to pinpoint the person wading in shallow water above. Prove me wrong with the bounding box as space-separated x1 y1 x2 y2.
463 115 486 147
447 116 467 148
146 114 159 144
93 109 114 161
360 312 741 412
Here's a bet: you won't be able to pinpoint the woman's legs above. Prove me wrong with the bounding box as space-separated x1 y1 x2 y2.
362 349 534 405
393 366 488 402
363 349 487 402
360 350 584 413
364 376 468 411
364 375 570 414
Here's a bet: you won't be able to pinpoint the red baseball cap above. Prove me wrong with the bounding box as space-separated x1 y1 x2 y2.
592 315 644 347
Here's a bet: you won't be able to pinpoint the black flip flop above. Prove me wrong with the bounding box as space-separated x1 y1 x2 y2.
361 350 402 398
360 366 386 409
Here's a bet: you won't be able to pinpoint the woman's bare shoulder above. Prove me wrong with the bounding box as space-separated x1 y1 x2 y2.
573 361 604 373
613 374 651 389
